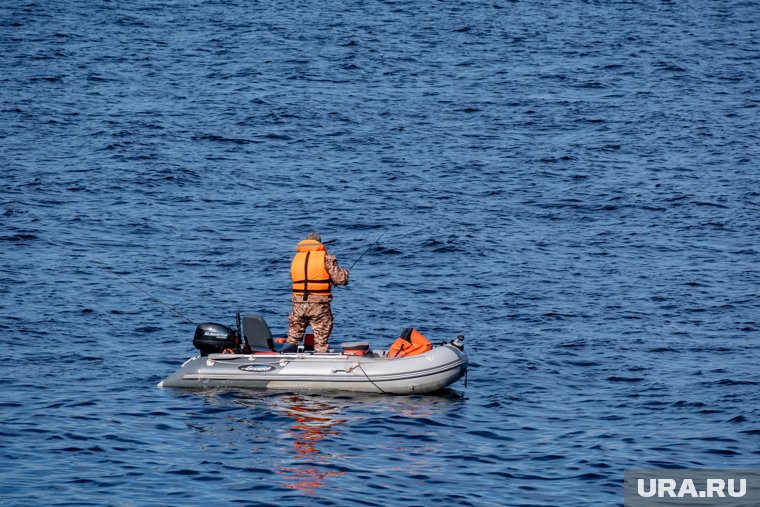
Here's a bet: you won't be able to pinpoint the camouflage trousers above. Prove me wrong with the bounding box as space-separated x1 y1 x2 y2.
287 302 334 353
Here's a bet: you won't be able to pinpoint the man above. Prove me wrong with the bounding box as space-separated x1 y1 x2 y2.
287 231 349 353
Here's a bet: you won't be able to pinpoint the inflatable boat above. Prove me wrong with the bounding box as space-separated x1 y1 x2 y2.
158 314 468 394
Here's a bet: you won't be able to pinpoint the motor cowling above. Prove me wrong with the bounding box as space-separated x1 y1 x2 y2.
193 323 237 356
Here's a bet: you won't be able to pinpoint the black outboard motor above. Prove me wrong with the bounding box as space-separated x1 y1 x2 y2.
193 323 237 356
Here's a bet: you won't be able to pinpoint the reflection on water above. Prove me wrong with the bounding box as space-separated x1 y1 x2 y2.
181 388 467 496
277 395 348 495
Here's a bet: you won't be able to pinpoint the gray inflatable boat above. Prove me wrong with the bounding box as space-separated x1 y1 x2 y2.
158 315 468 394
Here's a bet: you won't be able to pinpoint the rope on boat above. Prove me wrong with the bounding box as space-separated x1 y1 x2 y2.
357 362 386 394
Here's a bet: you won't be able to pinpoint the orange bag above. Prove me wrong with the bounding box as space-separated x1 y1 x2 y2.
388 328 432 358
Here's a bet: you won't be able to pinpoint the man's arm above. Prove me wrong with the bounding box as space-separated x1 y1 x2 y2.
325 254 349 286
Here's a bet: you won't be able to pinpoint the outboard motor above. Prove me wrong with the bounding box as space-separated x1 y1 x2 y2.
451 335 465 351
193 323 237 356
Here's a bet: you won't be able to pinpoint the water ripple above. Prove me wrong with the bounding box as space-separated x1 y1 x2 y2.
2 0 760 505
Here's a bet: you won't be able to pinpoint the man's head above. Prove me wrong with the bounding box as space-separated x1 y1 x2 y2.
306 231 321 243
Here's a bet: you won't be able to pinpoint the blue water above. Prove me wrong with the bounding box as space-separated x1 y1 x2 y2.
2 0 759 505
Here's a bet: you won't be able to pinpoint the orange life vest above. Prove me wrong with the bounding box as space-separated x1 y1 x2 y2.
291 239 332 298
388 328 433 358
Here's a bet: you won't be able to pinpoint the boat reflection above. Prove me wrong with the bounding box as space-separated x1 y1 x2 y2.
179 388 466 495
276 394 348 495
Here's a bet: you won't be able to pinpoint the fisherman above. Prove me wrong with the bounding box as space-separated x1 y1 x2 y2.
287 231 349 353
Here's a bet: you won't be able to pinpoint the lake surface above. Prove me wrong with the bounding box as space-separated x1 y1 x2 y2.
1 0 759 505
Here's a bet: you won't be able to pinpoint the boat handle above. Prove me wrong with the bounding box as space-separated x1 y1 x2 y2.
332 362 360 373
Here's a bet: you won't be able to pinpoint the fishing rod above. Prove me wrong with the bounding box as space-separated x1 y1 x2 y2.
348 230 387 270
90 257 198 326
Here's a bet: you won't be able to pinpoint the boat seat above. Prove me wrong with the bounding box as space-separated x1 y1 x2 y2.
242 315 275 352
342 341 370 356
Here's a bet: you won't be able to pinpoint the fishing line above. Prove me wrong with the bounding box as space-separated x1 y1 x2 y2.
51 224 420 324
88 257 198 326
